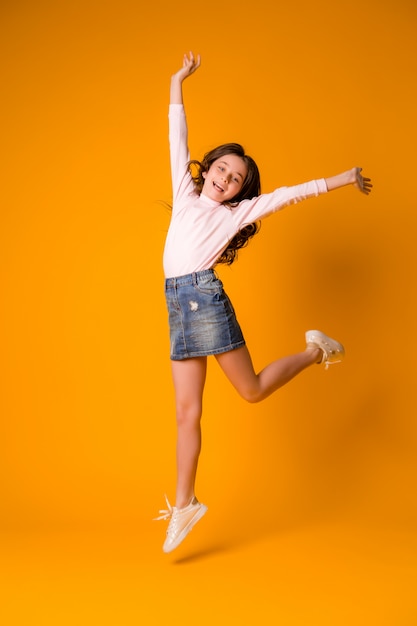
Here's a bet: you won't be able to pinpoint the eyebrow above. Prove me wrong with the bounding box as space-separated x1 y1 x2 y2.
219 160 244 180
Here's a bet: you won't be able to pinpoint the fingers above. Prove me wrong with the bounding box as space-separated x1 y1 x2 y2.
360 177 373 195
183 51 201 74
356 167 373 195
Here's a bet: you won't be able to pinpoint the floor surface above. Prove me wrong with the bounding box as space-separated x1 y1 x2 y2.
1 512 416 625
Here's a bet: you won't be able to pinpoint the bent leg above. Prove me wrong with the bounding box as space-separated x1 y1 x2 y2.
215 344 321 403
171 357 207 508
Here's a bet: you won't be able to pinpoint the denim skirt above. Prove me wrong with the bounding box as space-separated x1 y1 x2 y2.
165 269 246 360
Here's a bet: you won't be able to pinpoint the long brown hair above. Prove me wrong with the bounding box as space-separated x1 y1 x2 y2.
189 143 261 265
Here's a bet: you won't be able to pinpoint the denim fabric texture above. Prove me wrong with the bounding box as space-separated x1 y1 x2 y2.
165 269 245 360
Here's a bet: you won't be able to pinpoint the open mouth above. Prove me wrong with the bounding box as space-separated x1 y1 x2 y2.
213 182 224 193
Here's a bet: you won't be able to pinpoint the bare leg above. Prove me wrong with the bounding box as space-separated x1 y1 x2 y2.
215 344 321 403
171 357 207 508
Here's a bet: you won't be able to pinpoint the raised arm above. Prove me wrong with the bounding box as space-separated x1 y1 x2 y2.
170 51 201 104
325 167 372 195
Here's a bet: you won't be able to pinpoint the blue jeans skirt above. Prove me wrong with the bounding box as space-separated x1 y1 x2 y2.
165 269 246 360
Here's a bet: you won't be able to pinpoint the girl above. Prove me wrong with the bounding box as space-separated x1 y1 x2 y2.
155 52 372 553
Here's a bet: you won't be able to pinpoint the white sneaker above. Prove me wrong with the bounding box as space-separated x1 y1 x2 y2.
154 495 208 553
305 330 345 369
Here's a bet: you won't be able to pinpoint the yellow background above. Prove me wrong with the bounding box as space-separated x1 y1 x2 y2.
1 0 416 624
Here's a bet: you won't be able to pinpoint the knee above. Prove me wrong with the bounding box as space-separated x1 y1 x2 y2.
239 387 263 404
175 401 202 427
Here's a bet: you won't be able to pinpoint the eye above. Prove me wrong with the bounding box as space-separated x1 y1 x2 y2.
218 165 224 171
233 177 240 183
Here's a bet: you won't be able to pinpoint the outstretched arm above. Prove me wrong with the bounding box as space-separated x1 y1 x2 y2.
170 51 201 104
325 167 372 195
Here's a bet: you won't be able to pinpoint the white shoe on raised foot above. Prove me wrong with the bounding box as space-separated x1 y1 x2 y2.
305 330 345 370
154 495 208 553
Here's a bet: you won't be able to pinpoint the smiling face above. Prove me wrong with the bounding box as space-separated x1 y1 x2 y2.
201 155 248 202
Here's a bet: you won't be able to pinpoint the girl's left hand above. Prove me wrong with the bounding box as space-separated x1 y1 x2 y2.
353 167 373 195
174 51 201 82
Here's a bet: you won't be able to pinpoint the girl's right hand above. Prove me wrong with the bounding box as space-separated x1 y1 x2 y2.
173 51 201 82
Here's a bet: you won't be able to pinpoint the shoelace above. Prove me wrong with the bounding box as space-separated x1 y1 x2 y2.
153 496 183 540
309 342 342 371
153 494 173 521
323 356 342 370
322 345 343 370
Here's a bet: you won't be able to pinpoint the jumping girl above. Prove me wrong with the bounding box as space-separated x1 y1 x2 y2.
155 52 372 553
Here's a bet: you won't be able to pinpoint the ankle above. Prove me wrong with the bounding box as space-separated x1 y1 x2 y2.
175 495 195 509
306 344 323 364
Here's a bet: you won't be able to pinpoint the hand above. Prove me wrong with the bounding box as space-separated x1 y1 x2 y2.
173 51 201 82
353 167 372 195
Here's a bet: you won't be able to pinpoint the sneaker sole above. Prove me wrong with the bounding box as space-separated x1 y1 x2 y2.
163 505 208 553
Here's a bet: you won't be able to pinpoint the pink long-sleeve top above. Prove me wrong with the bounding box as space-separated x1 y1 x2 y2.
163 104 328 278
